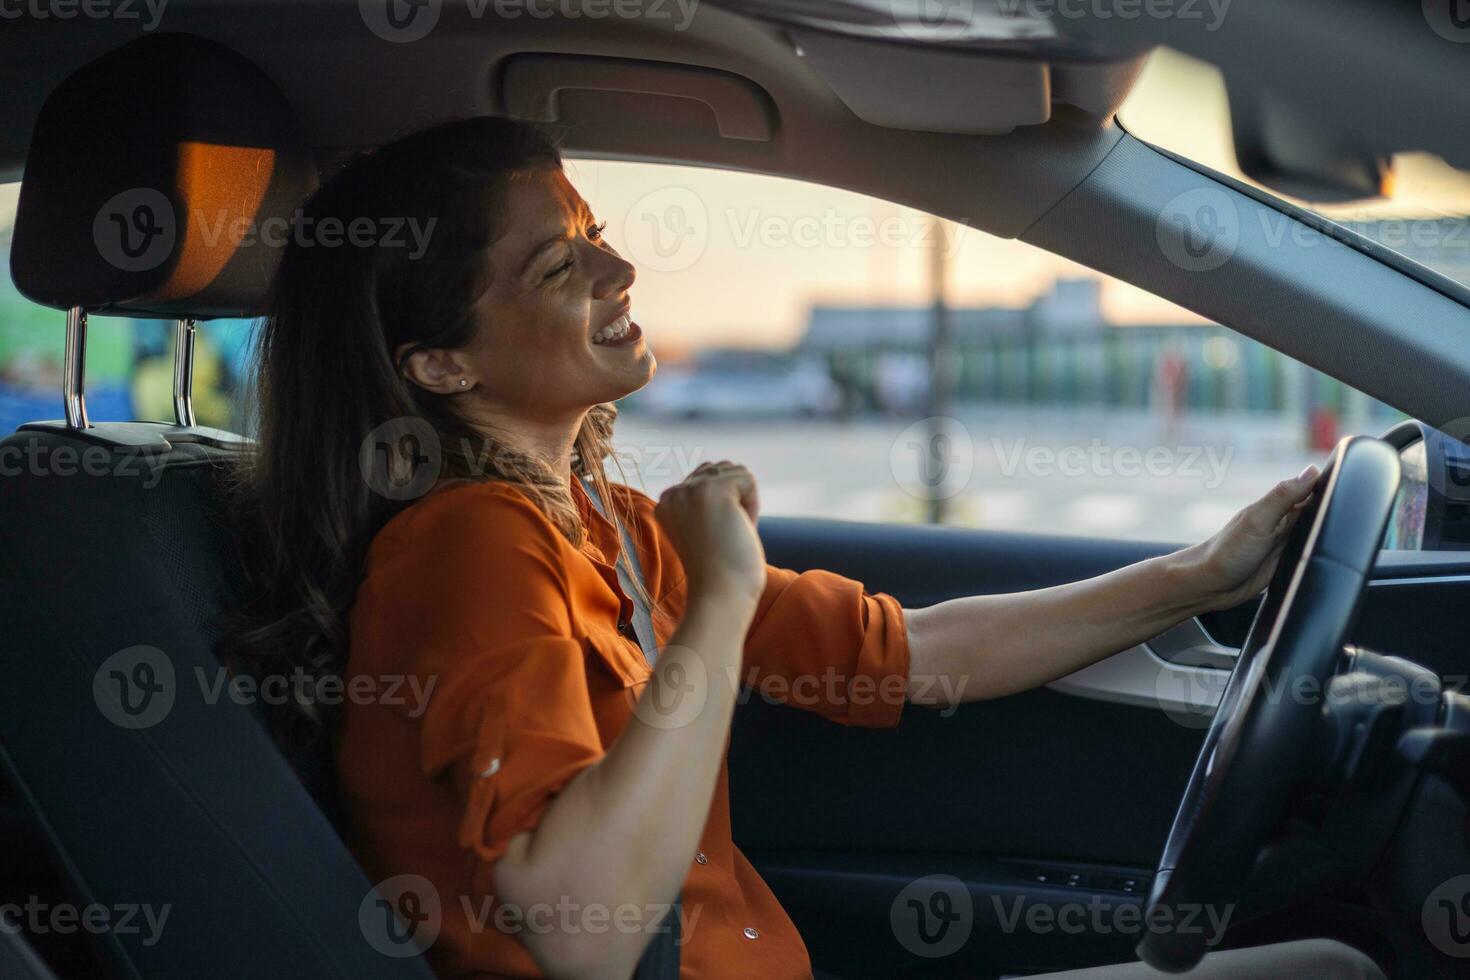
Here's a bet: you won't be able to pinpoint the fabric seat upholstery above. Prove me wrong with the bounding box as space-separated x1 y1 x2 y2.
0 432 431 978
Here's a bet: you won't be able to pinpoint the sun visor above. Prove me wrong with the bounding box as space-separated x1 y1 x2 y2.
10 33 316 319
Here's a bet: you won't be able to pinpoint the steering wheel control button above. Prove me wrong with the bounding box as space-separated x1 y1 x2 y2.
694 851 708 865
743 927 759 940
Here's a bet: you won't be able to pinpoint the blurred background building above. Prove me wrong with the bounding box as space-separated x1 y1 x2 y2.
631 277 1402 450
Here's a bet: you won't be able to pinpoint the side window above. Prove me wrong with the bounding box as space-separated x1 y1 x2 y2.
1 181 256 435
2 171 1405 546
572 159 1403 542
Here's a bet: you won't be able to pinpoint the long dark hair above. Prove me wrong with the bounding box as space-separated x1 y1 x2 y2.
218 116 657 741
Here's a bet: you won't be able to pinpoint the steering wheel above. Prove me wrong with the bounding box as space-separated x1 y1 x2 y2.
1136 436 1401 972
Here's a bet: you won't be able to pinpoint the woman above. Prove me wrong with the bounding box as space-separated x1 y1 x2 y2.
221 117 1384 980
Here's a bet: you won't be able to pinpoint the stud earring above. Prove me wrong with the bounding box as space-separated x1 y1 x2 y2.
458 379 468 388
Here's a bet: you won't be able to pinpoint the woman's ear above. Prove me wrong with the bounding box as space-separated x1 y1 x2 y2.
396 344 474 394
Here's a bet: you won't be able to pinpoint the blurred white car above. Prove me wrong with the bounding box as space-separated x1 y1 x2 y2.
633 350 841 420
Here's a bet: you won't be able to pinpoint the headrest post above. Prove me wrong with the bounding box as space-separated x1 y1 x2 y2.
62 306 90 430
173 318 198 428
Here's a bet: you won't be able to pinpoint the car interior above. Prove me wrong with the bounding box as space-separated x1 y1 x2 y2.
1 1 1469 977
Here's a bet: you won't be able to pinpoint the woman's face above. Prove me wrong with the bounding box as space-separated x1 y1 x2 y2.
452 167 655 420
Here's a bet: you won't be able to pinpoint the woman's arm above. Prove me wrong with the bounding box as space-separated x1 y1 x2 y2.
494 462 766 980
495 591 751 980
904 466 1319 706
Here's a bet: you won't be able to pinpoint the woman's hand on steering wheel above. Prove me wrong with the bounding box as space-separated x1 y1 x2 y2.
1184 463 1320 613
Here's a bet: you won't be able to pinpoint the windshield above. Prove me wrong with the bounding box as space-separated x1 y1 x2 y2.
1118 48 1470 290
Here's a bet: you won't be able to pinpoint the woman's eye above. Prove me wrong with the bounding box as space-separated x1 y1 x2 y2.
544 259 573 281
587 221 607 242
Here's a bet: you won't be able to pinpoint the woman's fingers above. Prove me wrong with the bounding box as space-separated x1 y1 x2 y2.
729 468 759 527
678 461 729 489
684 461 759 526
1249 464 1319 535
654 460 766 602
1273 494 1312 534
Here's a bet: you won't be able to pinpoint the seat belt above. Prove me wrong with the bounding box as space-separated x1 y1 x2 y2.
581 477 682 980
583 478 659 667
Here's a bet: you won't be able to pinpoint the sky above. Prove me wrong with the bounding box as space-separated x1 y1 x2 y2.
564 155 1192 355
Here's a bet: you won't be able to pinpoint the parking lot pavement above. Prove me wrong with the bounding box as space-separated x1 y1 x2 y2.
612 405 1390 543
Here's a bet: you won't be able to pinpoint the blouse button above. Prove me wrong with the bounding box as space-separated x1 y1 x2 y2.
743 927 759 940
694 851 708 865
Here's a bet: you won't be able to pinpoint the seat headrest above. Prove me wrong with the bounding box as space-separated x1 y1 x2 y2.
10 34 316 319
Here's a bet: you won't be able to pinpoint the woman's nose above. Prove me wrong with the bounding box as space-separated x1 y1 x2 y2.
593 249 636 299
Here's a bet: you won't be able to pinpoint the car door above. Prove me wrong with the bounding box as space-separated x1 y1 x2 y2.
734 520 1207 976
737 508 1470 979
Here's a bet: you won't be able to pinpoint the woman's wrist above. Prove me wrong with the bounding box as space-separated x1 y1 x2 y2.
1155 543 1230 618
686 568 763 612
683 580 759 629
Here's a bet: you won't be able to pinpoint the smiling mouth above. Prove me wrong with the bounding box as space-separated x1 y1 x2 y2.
592 312 639 346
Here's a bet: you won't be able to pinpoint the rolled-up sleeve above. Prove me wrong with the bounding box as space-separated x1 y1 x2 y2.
371 485 605 868
739 565 910 728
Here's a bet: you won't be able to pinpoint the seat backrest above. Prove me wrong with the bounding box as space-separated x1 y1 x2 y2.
0 34 435 980
0 433 435 978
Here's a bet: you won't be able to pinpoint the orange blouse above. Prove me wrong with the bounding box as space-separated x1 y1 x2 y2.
337 477 911 979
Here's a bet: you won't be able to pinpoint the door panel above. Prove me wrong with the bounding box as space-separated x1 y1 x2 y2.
734 517 1201 975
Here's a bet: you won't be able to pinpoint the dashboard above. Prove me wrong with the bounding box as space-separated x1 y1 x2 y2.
1382 420 1470 551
